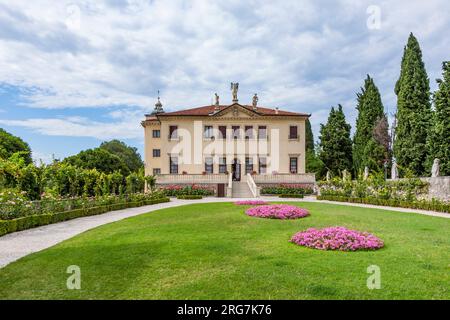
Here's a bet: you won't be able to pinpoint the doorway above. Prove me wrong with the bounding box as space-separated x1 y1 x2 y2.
232 158 241 181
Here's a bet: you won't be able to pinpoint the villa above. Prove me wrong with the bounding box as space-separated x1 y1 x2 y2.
141 83 315 197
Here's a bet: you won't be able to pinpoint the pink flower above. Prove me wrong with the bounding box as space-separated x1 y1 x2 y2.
245 204 310 219
290 226 384 251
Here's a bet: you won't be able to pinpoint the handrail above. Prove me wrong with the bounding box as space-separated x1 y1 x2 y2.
246 173 260 198
227 172 233 198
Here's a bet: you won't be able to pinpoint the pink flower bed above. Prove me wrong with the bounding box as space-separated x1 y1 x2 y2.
234 200 268 206
245 204 310 219
290 226 384 251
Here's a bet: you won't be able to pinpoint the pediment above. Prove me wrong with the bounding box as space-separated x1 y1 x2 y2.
211 103 260 118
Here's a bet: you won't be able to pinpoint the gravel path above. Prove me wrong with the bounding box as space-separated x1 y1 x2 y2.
0 196 448 268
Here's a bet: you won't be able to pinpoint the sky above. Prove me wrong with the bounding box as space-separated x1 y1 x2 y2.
0 0 449 163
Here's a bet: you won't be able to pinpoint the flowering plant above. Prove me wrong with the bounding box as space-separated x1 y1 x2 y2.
234 200 268 206
290 226 384 251
246 204 309 219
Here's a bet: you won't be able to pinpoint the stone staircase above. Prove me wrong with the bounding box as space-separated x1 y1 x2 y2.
232 178 255 198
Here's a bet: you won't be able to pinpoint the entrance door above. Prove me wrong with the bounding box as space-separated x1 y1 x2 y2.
217 184 225 197
232 158 241 181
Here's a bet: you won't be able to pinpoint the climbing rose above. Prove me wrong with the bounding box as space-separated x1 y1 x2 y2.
234 200 268 205
290 226 384 251
245 204 309 219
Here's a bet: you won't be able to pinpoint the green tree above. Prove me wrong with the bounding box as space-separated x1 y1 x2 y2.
353 75 388 173
63 148 130 175
394 33 432 175
0 128 32 164
100 140 143 173
304 118 325 177
305 118 314 152
318 105 353 176
426 61 450 175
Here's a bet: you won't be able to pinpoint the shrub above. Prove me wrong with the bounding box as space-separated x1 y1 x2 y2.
317 195 449 213
260 184 312 195
176 195 202 200
160 184 214 197
290 226 384 251
245 204 310 220
0 196 170 237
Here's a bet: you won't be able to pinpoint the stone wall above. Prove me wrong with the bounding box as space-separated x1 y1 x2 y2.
420 176 450 202
386 176 449 202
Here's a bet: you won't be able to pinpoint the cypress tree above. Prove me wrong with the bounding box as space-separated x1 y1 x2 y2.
426 61 450 175
305 118 325 177
318 105 352 175
305 118 314 152
393 33 432 175
353 75 386 173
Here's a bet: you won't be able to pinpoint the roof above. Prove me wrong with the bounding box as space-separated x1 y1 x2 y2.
153 104 310 117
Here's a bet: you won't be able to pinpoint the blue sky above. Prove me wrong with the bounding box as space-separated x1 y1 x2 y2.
0 0 449 163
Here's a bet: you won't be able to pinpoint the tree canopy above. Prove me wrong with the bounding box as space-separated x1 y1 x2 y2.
63 148 130 175
393 33 432 175
0 128 32 164
426 61 450 175
318 105 352 176
100 139 143 173
353 75 389 173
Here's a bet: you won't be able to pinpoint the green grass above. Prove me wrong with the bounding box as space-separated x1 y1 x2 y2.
0 202 449 300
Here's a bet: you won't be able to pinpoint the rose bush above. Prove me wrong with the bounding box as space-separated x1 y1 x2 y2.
245 204 310 219
290 226 384 251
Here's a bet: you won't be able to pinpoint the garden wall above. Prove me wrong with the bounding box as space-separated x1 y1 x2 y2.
387 176 450 202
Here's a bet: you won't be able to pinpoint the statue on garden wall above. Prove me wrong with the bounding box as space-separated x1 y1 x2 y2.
363 166 369 181
342 169 351 182
431 158 440 178
326 171 331 182
391 160 398 180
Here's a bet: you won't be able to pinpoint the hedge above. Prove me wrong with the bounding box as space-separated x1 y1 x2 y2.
279 194 304 198
176 195 203 200
317 195 449 213
0 197 170 237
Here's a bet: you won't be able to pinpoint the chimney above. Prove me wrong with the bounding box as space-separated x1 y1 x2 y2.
151 90 164 114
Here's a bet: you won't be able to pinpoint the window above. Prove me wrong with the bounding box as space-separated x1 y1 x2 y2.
152 130 160 138
258 126 267 139
153 168 161 175
245 157 253 174
152 149 160 157
205 157 213 174
169 125 178 139
204 125 213 139
232 126 240 139
219 157 227 173
170 157 178 174
290 157 298 174
245 126 253 139
218 126 227 139
258 157 267 174
289 126 298 139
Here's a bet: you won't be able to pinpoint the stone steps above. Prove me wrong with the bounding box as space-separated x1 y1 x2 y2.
232 181 254 198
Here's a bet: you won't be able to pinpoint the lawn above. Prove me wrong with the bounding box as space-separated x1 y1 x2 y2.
0 202 449 299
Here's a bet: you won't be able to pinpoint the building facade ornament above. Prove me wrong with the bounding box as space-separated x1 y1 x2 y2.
231 82 239 103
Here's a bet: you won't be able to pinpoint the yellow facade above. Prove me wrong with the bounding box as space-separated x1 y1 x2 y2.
142 103 309 178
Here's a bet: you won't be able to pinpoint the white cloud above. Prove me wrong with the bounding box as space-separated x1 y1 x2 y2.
0 116 142 140
0 0 448 144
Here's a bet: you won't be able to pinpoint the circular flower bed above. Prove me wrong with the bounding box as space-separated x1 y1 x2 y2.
234 200 268 206
245 204 310 219
290 226 384 251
